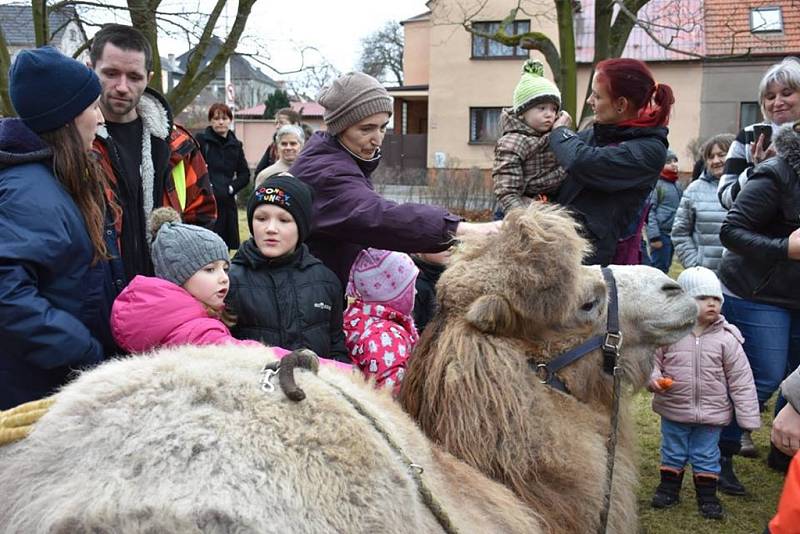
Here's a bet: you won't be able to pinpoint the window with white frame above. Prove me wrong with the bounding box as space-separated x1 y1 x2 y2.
469 107 502 144
471 20 531 59
750 7 783 33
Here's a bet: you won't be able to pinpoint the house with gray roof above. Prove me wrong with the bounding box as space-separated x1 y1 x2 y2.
0 3 87 60
175 36 280 111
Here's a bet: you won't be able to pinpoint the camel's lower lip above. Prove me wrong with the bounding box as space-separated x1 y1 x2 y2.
643 316 695 332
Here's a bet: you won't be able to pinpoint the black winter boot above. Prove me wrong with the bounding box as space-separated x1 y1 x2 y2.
651 468 684 508
694 474 724 520
767 443 792 474
718 454 746 495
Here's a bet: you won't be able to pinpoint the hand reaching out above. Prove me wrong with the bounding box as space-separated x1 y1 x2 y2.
552 111 573 130
788 228 800 261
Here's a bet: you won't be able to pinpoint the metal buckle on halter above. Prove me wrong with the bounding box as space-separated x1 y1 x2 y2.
602 332 623 355
260 367 278 393
535 363 550 384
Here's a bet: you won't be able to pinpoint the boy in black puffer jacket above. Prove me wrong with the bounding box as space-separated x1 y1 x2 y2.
226 173 348 363
412 251 450 335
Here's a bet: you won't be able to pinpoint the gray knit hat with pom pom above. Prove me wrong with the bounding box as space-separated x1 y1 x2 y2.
149 207 230 286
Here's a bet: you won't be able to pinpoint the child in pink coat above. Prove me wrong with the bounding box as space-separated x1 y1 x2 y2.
344 249 419 394
648 266 759 520
111 208 275 354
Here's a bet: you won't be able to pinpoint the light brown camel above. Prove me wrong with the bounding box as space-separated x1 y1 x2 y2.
0 204 697 533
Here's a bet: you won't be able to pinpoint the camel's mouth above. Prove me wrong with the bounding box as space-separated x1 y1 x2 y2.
638 294 697 345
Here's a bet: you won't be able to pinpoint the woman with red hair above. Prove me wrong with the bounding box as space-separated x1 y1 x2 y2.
550 58 675 265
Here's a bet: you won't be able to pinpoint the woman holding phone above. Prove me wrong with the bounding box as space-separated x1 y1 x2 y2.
718 57 800 209
715 118 800 497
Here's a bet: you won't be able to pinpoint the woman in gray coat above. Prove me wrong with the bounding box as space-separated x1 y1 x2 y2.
671 134 735 272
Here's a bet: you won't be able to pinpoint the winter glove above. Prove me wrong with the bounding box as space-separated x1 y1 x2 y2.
0 396 55 446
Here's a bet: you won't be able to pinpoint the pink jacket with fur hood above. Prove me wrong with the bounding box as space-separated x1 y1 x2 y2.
649 315 760 430
111 275 261 353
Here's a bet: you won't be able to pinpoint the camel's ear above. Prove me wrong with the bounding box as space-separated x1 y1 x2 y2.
465 294 519 334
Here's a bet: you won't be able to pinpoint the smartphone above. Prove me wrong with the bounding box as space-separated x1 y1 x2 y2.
752 124 773 150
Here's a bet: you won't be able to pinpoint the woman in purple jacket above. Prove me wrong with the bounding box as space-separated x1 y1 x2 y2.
289 72 500 286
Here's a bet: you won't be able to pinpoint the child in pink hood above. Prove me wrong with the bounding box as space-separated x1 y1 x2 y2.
648 266 759 520
111 208 284 356
344 249 419 394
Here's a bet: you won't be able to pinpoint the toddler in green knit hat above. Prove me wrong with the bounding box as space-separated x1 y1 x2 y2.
492 59 568 215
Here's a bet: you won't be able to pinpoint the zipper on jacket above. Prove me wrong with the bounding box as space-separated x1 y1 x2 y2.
694 336 701 423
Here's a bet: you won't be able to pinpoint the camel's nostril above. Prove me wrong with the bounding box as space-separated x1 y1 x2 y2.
661 281 683 295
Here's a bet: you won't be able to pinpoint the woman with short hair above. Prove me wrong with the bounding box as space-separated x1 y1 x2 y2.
718 57 800 209
254 124 305 186
196 102 251 249
254 107 302 176
716 119 800 491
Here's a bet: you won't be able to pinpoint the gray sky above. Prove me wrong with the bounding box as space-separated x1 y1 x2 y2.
160 0 430 80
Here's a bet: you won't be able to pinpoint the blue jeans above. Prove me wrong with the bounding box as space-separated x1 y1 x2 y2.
649 234 673 273
719 294 800 449
661 418 722 475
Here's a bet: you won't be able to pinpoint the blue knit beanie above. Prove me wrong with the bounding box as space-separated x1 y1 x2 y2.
9 46 101 133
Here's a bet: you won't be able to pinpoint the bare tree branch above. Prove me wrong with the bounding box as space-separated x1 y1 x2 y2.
612 0 752 59
358 21 404 85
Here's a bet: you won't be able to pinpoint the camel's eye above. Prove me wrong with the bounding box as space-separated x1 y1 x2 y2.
661 281 683 296
580 299 598 312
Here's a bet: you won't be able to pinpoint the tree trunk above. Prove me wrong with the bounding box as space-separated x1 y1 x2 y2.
554 0 577 120
579 0 651 122
167 0 256 114
127 0 163 93
579 0 613 122
0 25 13 117
32 0 48 47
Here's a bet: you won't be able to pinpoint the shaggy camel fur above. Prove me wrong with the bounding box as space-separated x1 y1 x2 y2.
401 206 698 533
0 205 697 533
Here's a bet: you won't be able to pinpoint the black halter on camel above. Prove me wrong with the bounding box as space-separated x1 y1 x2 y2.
533 266 623 534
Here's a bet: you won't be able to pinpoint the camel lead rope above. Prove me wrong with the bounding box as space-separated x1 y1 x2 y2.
326 381 460 534
598 365 622 534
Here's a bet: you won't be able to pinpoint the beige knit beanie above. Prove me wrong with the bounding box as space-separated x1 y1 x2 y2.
317 72 393 135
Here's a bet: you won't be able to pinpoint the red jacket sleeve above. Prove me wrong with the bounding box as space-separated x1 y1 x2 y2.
166 124 217 229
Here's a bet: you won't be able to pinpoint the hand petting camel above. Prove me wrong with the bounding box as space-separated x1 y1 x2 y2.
0 203 697 534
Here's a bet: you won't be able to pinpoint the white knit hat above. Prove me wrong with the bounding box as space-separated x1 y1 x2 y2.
677 266 724 303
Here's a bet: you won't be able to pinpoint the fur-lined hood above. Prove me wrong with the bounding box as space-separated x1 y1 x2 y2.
94 87 173 217
774 121 800 159
774 121 800 178
95 87 172 142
